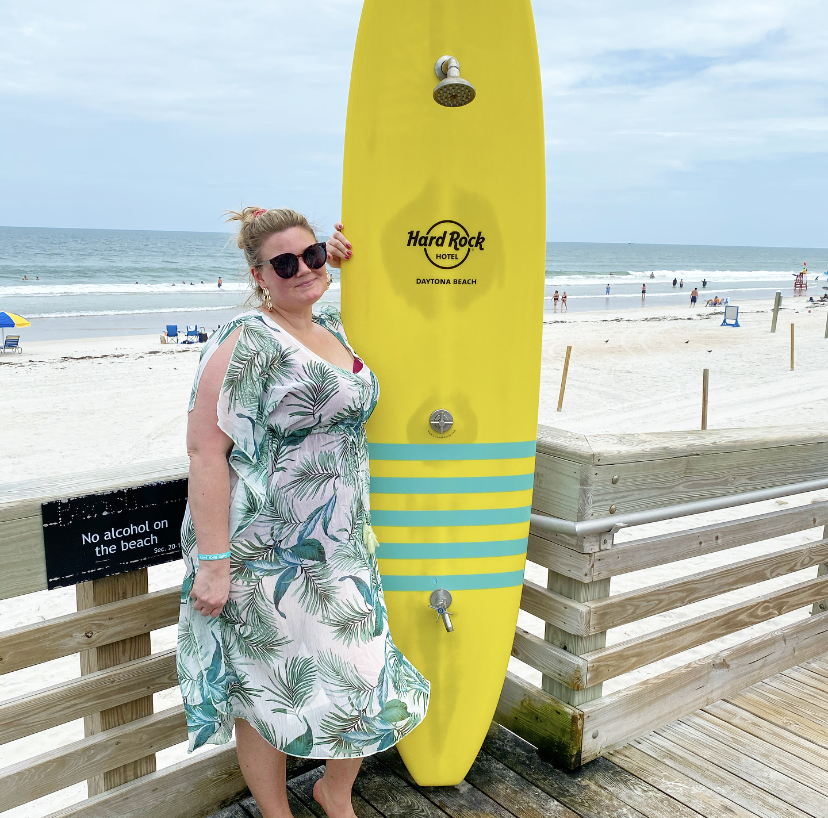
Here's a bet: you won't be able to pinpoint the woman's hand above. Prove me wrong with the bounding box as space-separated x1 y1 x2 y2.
190 561 231 617
326 222 352 269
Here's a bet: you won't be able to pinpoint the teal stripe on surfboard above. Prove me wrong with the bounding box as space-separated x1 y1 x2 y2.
371 507 531 527
368 441 537 461
370 474 535 494
378 538 528 560
381 570 525 592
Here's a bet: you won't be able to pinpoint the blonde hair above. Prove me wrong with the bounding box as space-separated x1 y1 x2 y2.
225 207 318 304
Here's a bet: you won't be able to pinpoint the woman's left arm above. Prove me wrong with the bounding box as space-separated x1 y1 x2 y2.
326 222 351 269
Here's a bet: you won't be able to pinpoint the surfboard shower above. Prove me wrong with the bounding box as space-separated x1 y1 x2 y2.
341 0 545 786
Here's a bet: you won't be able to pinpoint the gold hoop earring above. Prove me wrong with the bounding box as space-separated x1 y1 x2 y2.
262 287 273 311
326 272 333 290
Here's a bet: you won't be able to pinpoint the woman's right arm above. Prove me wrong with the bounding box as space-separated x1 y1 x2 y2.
186 326 242 618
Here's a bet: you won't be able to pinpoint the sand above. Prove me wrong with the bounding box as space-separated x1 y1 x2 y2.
2 300 827 816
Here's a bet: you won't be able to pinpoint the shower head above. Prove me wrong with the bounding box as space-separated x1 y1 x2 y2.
433 55 476 107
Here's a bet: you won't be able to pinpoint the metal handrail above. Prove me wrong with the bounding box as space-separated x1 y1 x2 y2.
529 476 828 538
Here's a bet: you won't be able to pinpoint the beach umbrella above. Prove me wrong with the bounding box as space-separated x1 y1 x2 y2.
0 312 31 342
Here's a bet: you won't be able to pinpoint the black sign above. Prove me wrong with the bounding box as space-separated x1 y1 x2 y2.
42 479 188 589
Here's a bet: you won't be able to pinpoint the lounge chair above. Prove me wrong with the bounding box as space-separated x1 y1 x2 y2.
165 325 179 343
1 335 21 354
183 325 199 344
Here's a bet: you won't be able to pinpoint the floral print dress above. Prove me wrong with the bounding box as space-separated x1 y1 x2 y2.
176 307 429 758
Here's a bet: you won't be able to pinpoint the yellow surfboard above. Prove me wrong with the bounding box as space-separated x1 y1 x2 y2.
341 0 545 785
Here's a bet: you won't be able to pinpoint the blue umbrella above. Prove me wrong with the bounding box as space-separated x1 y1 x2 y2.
0 311 31 342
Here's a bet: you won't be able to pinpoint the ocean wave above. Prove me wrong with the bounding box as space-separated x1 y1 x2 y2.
0 280 341 297
545 269 827 285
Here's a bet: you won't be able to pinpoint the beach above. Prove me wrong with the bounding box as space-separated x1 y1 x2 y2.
2 299 828 816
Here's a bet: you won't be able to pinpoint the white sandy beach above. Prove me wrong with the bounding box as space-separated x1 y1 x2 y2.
2 299 827 816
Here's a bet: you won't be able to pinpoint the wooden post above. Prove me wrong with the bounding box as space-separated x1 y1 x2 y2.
771 290 782 332
791 323 795 370
76 569 156 795
557 346 572 412
824 308 828 340
813 525 828 617
701 368 709 431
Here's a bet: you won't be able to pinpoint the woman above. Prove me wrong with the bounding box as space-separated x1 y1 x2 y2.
177 207 429 818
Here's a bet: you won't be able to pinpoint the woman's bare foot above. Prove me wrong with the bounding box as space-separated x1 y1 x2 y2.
313 776 358 818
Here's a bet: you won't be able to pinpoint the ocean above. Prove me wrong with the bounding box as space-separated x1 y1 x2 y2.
2 226 827 340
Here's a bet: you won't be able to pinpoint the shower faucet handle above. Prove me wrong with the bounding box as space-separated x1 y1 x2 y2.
429 589 454 632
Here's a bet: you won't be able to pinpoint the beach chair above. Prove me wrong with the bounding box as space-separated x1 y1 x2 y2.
721 305 740 327
165 325 179 343
183 325 199 344
1 335 21 354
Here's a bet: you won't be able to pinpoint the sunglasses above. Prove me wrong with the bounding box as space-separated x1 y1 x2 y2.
258 242 328 279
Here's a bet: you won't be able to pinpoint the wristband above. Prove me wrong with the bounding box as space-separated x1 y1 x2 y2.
198 551 232 561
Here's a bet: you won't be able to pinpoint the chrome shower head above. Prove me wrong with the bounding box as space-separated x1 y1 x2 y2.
433 55 476 107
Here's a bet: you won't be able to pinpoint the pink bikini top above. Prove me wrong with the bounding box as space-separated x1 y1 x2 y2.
352 357 363 374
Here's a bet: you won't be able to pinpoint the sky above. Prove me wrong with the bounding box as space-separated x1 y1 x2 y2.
1 0 827 246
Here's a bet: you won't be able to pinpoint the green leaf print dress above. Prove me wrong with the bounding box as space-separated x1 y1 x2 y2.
177 307 429 757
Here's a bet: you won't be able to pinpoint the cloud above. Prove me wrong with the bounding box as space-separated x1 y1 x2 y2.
1 0 826 244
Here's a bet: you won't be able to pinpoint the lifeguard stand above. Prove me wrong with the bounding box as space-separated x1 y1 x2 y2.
794 263 808 294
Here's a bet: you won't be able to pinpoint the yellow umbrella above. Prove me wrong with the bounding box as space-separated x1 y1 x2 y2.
0 312 31 342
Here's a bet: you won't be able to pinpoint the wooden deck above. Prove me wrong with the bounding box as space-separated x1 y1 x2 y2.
210 654 828 818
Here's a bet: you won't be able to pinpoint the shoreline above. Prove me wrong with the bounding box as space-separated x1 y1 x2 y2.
6 293 825 342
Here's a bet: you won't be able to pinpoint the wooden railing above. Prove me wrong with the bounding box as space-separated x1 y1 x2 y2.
2 423 828 817
0 460 319 818
497 424 828 769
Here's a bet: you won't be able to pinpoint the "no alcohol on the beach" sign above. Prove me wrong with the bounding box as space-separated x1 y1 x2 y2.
42 480 188 589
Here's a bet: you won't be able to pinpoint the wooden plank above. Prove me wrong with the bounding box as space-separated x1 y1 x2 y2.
588 441 828 517
536 425 594 464
591 502 828 580
526 534 593 581
679 711 828 796
41 742 245 818
493 672 583 771
519 580 591 637
761 673 828 711
378 748 519 818
702 700 828 773
782 664 828 696
630 732 813 818
0 706 186 811
659 719 828 816
510 626 587 690
482 722 648 818
580 610 828 762
0 586 180 675
353 756 451 818
573 756 705 818
583 575 828 687
76 570 155 795
581 425 828 466
725 688 828 749
0 457 188 601
531 452 585 522
608 743 757 818
287 765 384 818
587 537 828 633
464 748 580 818
0 648 177 745
242 792 318 818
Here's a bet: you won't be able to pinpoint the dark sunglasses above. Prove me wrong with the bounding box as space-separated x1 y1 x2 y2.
258 242 328 279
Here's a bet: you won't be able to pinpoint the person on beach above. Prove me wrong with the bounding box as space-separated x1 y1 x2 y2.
561 291 568 311
605 284 610 295
702 279 707 288
553 290 559 310
179 207 429 818
690 287 698 307
22 275 28 280
649 272 654 279
672 277 677 287
679 279 684 288
218 277 223 288
641 283 646 298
